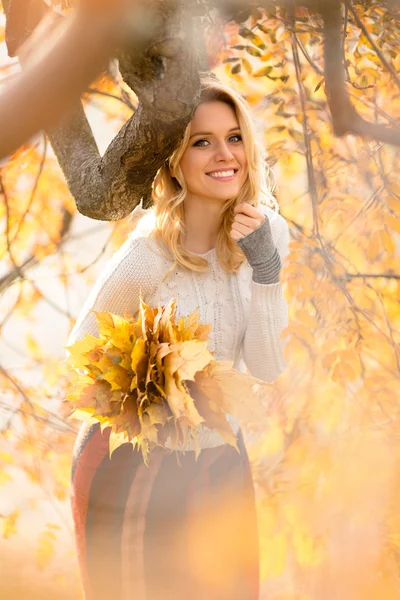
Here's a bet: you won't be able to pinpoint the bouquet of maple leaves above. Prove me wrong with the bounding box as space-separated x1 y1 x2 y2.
66 298 268 462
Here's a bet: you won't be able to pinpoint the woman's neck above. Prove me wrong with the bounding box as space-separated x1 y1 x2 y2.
182 195 224 254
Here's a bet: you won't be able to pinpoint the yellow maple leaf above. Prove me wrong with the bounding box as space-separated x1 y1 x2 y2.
101 364 132 393
109 431 129 459
131 338 148 375
186 377 238 449
199 361 268 422
169 340 213 381
65 334 106 370
65 374 93 404
145 403 170 426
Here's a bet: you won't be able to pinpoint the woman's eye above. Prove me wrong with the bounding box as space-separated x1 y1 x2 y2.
193 134 242 147
193 139 209 147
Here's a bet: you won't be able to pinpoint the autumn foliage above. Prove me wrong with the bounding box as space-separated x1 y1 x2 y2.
1 3 400 599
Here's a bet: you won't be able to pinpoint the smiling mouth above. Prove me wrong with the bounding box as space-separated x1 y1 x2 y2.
206 169 238 180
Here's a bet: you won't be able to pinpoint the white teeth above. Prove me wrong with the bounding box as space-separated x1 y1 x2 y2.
208 170 235 178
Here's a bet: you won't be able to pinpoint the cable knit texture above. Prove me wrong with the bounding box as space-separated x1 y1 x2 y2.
68 203 290 451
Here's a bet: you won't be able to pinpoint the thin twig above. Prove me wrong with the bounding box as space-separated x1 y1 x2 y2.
330 184 384 245
10 134 48 245
0 364 74 432
0 221 109 293
0 172 22 281
371 287 400 371
289 20 320 234
29 281 73 318
86 87 137 110
344 273 400 280
293 31 323 76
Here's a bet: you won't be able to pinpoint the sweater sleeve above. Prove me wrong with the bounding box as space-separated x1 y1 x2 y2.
241 208 290 382
67 236 157 346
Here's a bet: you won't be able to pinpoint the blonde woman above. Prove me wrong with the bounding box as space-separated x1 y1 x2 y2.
69 76 290 600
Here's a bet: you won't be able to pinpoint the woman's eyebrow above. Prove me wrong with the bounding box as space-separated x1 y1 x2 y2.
189 127 241 139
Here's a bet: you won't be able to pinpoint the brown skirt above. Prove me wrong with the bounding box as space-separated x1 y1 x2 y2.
71 423 259 600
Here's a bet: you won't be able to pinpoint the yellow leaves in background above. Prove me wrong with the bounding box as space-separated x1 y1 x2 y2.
35 524 60 571
260 530 287 578
385 190 400 213
0 145 73 268
2 510 19 539
218 16 400 591
0 470 13 486
49 452 71 501
25 333 43 360
292 529 325 568
259 416 285 455
366 228 395 261
84 71 135 124
323 349 362 384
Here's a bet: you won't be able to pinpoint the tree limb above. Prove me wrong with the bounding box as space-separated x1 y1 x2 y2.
321 2 400 147
344 273 400 280
0 0 134 160
4 0 203 220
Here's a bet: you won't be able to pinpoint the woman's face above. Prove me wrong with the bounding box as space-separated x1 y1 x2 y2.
177 101 248 203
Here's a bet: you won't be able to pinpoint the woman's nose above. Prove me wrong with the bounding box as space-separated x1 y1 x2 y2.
214 142 235 161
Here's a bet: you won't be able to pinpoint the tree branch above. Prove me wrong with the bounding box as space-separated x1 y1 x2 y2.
0 0 135 160
289 16 320 234
344 273 400 280
321 1 400 147
4 0 203 220
293 31 324 76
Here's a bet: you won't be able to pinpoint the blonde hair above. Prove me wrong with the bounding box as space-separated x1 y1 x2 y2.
148 75 277 275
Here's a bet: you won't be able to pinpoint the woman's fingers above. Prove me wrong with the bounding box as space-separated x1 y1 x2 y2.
231 221 253 238
233 213 260 229
231 203 265 240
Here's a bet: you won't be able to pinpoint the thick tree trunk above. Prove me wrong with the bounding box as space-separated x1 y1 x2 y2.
46 3 203 220
4 0 205 221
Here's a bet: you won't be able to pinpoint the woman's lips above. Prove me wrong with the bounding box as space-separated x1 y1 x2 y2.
206 169 238 182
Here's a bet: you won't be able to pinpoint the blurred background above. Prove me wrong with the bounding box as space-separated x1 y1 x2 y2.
0 2 400 599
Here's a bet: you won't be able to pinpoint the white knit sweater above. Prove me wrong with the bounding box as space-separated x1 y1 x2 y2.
68 203 290 450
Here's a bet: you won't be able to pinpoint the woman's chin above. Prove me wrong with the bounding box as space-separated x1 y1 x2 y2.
186 182 243 203
207 183 242 200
